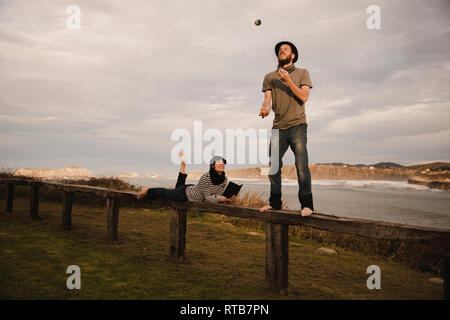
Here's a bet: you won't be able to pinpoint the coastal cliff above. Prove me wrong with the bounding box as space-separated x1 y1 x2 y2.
189 162 450 191
223 164 413 180
14 166 93 179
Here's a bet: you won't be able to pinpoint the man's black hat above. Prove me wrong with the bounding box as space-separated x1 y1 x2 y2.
275 41 298 63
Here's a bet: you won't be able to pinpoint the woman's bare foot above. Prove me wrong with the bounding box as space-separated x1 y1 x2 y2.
301 207 313 217
137 187 148 200
259 204 273 213
179 151 186 174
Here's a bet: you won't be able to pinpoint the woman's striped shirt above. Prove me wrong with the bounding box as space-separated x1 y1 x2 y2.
185 172 228 204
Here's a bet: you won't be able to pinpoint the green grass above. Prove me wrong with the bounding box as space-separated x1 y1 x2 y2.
0 197 445 299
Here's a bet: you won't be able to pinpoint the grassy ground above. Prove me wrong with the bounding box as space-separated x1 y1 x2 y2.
0 197 445 300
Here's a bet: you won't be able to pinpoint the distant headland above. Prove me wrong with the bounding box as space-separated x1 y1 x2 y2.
10 161 450 191
189 161 450 191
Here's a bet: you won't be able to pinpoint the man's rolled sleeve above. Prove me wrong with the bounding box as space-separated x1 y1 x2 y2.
299 69 313 89
262 74 272 92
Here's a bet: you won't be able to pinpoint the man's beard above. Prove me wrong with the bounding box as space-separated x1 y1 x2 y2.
278 54 292 66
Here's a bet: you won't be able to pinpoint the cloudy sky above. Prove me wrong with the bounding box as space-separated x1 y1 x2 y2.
1 0 449 176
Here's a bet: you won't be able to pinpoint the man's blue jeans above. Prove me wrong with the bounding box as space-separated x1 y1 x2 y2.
268 122 314 211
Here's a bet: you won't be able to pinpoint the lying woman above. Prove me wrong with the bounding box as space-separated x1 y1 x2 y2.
137 152 236 204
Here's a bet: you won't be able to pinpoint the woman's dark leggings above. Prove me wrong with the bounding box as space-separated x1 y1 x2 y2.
145 172 190 202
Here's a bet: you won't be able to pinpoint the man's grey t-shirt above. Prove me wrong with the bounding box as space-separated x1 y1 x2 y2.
262 65 313 130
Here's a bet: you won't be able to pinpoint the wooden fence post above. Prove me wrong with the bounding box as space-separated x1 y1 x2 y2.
6 183 14 212
62 192 73 231
265 222 289 295
170 207 187 262
106 197 120 242
30 182 40 219
443 249 450 300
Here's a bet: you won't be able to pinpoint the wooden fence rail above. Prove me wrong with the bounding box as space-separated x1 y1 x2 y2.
1 178 449 298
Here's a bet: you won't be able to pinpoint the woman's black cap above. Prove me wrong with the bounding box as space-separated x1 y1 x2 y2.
209 156 227 166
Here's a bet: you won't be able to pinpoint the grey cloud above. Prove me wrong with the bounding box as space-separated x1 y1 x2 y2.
1 0 449 175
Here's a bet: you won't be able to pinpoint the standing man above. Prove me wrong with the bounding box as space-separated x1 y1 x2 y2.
259 41 314 216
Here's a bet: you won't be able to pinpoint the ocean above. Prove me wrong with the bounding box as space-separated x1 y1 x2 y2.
124 176 450 230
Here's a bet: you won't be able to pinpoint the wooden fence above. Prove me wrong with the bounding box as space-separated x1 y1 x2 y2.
1 178 449 298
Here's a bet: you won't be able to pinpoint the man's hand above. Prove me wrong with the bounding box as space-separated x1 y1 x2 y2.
259 90 272 119
259 106 270 118
279 69 311 103
219 195 237 203
278 68 291 83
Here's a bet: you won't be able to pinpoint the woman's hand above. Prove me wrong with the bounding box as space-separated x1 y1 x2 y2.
218 195 237 203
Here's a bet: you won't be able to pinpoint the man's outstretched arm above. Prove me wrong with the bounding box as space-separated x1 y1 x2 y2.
259 90 272 118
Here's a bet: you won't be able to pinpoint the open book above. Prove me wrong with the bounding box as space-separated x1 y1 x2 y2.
223 181 243 198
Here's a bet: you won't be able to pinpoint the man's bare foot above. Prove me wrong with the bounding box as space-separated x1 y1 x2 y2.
301 207 313 217
137 187 148 200
259 204 273 213
179 151 186 174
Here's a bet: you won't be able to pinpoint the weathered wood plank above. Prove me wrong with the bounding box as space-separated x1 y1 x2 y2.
6 183 14 212
106 198 120 242
62 192 73 231
265 223 289 295
30 183 40 219
44 182 129 199
0 178 34 186
169 208 187 262
175 202 450 247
